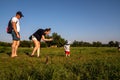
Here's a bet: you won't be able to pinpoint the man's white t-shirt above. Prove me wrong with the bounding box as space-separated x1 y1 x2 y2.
11 17 20 32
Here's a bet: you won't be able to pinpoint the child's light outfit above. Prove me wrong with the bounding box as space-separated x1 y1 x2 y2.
64 44 70 56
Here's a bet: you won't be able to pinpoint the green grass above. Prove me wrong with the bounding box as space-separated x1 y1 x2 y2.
0 47 120 80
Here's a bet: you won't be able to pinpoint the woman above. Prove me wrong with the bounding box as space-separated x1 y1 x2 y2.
29 28 53 57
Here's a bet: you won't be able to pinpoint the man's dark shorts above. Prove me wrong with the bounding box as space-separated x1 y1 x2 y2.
11 31 20 41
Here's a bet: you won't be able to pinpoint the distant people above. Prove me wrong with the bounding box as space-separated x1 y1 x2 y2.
10 11 24 58
64 41 71 57
29 28 53 57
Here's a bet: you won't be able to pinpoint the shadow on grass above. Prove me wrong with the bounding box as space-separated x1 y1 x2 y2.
58 54 65 57
48 53 65 57
6 52 11 56
0 50 5 53
24 52 30 56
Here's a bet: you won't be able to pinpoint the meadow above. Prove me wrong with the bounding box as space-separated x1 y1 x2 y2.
0 46 120 80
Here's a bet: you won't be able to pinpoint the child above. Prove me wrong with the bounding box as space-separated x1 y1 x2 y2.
64 41 70 57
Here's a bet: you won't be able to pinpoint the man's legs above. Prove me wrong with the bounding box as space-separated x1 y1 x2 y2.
14 41 20 56
11 40 20 57
11 31 20 57
11 41 16 57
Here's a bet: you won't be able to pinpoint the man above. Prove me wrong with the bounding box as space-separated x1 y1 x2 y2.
29 28 53 57
11 11 24 58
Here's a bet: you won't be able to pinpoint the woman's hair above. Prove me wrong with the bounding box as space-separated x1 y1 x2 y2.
45 28 51 31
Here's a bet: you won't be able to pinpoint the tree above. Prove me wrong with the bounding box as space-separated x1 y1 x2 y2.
0 41 11 47
115 41 119 47
20 40 31 47
71 40 92 47
46 32 66 47
92 41 102 47
71 40 80 47
108 41 115 47
41 42 47 47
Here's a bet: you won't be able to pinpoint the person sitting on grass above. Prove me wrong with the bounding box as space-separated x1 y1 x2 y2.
29 28 53 57
64 41 71 57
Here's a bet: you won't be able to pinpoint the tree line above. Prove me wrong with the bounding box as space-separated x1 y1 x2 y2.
71 40 119 47
0 32 119 47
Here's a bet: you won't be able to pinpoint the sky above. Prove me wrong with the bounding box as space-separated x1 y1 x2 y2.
0 0 120 43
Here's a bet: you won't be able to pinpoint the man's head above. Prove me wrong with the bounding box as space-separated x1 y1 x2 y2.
44 28 51 35
16 11 24 19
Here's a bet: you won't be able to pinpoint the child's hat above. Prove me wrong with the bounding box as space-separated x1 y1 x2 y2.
66 41 71 44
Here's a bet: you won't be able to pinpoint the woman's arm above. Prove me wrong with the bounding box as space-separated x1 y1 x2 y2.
41 35 53 41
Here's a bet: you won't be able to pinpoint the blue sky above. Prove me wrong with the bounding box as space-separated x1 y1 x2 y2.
0 0 120 43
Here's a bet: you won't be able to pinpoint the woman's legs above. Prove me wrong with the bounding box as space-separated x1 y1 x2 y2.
37 47 40 57
31 40 40 56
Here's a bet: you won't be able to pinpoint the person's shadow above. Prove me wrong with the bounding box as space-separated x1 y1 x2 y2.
6 52 30 57
0 50 4 53
6 52 11 56
24 52 30 56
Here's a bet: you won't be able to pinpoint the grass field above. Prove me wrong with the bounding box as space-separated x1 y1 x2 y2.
0 46 120 80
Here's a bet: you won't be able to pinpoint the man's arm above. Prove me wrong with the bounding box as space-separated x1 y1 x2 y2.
12 22 20 38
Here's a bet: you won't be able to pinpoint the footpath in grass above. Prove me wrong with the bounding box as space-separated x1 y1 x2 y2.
0 47 120 80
